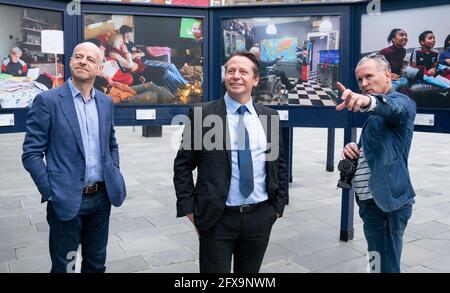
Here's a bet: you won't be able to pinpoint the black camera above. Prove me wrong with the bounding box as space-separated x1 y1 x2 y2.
337 159 358 190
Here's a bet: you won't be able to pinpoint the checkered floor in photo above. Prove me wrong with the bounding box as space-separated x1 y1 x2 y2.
256 72 337 106
285 76 336 107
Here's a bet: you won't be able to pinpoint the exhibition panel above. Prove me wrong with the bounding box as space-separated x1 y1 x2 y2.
0 0 449 133
355 0 450 133
0 0 69 133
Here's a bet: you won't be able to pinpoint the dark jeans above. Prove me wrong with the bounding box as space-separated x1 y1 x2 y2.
356 198 412 273
46 190 111 273
198 202 277 273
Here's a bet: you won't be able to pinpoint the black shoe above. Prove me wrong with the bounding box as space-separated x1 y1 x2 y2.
288 87 297 93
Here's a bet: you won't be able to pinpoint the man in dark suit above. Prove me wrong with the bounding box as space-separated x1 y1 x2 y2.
173 51 288 273
22 42 126 273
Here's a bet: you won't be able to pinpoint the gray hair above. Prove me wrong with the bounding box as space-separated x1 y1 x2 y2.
10 47 22 58
356 52 391 73
249 47 260 55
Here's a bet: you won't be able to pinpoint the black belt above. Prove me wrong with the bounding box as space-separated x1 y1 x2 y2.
83 182 105 194
225 200 270 213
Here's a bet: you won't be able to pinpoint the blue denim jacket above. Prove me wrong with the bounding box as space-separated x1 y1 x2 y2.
360 91 416 212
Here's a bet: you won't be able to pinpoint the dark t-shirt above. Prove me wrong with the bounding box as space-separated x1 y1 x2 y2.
410 48 438 70
379 45 406 75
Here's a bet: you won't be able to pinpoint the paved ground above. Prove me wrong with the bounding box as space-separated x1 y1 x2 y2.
1 126 450 273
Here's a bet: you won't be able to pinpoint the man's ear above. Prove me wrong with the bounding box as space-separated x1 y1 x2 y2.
384 70 391 82
97 64 103 74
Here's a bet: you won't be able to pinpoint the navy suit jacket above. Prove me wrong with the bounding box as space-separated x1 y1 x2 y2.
22 82 126 221
173 98 288 231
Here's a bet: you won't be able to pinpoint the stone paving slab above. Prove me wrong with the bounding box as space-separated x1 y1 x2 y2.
0 262 9 273
260 260 309 273
290 245 363 272
9 255 51 273
117 224 192 243
0 215 30 229
422 254 450 273
0 249 16 263
15 242 49 259
142 247 198 268
118 236 179 256
106 255 150 273
137 261 199 273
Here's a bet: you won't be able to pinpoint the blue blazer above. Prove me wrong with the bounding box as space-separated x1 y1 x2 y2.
22 82 126 221
361 91 416 212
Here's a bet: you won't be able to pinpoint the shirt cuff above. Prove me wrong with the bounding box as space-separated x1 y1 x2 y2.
359 95 377 112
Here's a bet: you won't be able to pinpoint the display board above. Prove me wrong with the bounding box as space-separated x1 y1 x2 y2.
0 3 64 109
83 13 204 106
220 15 342 107
360 3 450 109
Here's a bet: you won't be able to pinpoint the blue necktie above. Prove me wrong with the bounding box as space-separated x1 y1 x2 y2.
236 105 254 198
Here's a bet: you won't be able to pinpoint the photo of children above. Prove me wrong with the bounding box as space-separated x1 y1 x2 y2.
84 14 204 105
0 5 64 109
361 4 450 108
221 16 341 106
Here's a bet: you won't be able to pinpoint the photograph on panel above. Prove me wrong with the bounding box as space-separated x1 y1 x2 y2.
361 4 450 108
0 5 64 109
221 16 340 106
84 13 204 105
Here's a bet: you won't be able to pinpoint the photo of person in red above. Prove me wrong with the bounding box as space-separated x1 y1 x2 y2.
2 47 28 77
379 29 408 79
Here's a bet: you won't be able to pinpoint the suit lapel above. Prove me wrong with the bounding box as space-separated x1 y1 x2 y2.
95 92 107 158
215 98 232 167
358 119 369 147
59 83 85 158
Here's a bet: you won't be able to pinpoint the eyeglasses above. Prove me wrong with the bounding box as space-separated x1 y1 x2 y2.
364 52 391 72
366 52 389 63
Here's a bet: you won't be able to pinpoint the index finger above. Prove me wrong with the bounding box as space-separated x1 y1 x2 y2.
336 82 346 94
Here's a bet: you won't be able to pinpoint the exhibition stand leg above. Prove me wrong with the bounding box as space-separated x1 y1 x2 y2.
326 128 335 172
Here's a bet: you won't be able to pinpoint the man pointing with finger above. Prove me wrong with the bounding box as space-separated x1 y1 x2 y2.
336 53 416 273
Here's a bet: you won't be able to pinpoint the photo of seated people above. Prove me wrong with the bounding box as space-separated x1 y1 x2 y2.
221 16 340 106
361 4 450 108
0 5 64 109
83 14 204 105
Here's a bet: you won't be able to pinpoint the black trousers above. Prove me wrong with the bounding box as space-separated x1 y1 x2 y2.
198 202 277 273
